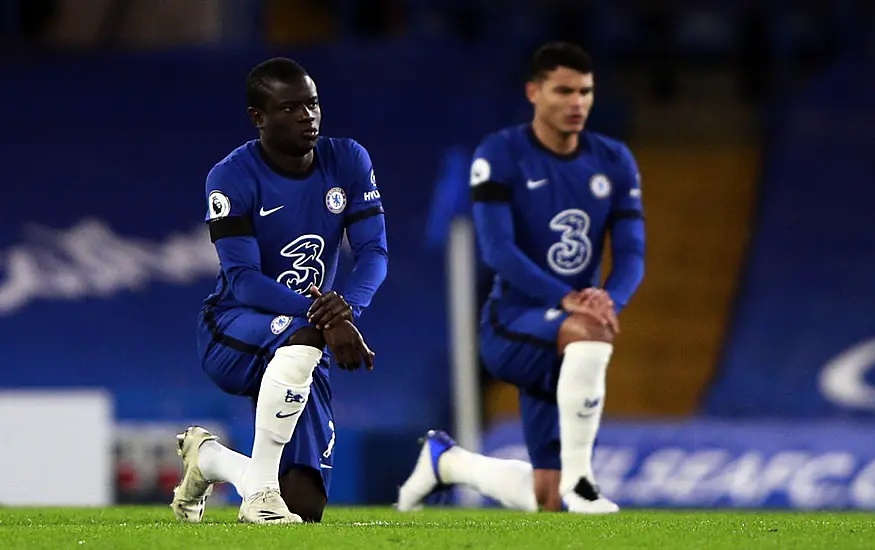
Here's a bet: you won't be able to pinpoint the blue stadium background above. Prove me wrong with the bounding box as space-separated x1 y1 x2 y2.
2 0 874 508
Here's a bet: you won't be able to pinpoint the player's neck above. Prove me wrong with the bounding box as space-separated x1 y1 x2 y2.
530 119 579 155
259 140 314 174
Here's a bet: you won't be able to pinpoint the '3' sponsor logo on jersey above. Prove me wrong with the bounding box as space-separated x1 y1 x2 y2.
276 234 325 294
547 209 593 275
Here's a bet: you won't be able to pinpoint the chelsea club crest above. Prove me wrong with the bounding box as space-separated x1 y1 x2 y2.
325 187 347 214
270 315 292 335
589 174 612 199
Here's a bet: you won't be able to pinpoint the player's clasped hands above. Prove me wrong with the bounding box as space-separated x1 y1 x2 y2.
561 288 620 334
309 285 376 372
307 285 354 329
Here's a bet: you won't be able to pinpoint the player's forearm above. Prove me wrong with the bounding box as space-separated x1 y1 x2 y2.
341 248 388 311
474 203 573 306
213 235 313 315
226 267 313 316
482 242 573 306
604 219 645 312
342 213 388 315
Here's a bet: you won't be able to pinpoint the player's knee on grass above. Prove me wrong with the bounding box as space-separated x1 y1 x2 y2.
279 466 328 522
557 313 613 352
286 325 326 350
533 469 562 512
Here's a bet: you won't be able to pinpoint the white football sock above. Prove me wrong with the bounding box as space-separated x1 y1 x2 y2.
197 440 249 497
241 345 322 499
438 447 537 511
557 341 613 496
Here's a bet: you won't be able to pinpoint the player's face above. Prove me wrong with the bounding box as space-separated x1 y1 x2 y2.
527 67 594 134
249 76 321 156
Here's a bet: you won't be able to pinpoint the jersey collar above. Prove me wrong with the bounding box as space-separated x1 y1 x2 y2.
256 140 318 180
525 124 586 161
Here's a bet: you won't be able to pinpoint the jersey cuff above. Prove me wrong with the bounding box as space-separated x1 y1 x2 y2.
471 181 510 203
208 215 255 242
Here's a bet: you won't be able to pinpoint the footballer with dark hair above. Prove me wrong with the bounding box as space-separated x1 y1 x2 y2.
170 57 388 524
398 42 645 515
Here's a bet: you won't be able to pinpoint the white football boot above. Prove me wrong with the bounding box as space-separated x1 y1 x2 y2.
238 489 303 524
563 477 620 514
396 430 457 511
170 426 218 523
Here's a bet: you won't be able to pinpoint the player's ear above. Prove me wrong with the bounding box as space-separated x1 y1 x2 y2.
247 107 264 128
525 80 539 105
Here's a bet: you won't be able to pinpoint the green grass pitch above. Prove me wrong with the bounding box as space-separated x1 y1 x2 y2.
1 506 872 549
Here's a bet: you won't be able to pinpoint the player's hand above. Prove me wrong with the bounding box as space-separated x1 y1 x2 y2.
560 289 620 335
322 320 376 372
560 290 588 315
578 288 620 334
308 285 353 330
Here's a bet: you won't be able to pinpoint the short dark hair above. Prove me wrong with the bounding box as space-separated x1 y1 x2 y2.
246 57 309 110
530 42 593 81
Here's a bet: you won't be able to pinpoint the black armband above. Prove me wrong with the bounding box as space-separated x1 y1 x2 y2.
344 205 385 227
208 215 255 242
471 181 511 203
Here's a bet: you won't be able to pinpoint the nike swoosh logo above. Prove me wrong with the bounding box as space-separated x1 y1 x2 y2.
275 410 300 419
259 205 285 216
320 464 333 469
527 179 548 189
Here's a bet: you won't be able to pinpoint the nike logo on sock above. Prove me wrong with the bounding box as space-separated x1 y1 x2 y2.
275 410 301 419
575 398 602 417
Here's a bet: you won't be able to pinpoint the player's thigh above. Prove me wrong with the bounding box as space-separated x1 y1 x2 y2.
479 303 568 393
278 367 335 498
198 307 311 397
518 391 561 472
